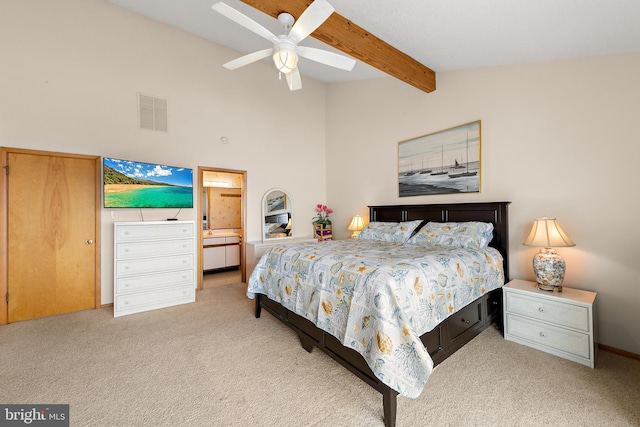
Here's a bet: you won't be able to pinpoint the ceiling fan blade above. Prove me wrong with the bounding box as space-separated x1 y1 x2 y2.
297 46 356 71
285 67 302 91
287 0 334 44
223 48 273 70
212 2 279 44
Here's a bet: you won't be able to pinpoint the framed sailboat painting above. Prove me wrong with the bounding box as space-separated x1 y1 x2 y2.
398 120 481 196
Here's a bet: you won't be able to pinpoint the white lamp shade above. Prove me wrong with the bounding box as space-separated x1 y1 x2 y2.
348 215 365 231
523 217 575 248
348 215 365 239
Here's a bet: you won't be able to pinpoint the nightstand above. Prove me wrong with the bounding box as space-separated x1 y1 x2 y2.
313 223 332 241
503 279 597 368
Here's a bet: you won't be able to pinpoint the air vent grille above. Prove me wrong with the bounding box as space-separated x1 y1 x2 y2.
138 94 168 132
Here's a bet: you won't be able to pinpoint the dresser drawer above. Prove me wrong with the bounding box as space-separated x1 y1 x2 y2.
115 223 194 241
116 254 194 277
203 237 225 246
226 236 240 244
115 284 195 316
505 292 590 332
448 300 482 340
116 269 194 294
116 238 193 259
505 313 591 359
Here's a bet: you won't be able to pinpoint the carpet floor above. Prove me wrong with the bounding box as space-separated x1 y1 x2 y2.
1 281 639 426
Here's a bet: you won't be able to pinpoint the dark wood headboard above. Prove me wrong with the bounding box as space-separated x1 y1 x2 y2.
368 202 510 281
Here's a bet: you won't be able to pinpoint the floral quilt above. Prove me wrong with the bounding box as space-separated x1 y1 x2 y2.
247 239 504 398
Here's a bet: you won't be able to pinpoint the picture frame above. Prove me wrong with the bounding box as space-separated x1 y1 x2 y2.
265 190 287 213
398 120 481 196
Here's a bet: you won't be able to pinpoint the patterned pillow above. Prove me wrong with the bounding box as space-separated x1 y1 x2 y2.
357 220 423 242
406 221 494 249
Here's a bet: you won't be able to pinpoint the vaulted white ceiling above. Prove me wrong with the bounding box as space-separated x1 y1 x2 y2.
109 0 640 86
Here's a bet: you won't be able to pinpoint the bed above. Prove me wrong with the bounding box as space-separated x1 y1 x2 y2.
248 202 510 427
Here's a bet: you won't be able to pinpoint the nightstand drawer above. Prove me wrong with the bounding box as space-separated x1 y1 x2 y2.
505 313 591 359
505 292 589 332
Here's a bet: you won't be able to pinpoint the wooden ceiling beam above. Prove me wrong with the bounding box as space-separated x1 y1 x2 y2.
239 0 436 93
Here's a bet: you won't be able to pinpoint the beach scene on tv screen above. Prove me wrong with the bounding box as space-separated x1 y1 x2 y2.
103 158 193 208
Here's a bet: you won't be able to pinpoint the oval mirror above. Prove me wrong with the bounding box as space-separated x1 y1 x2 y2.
261 188 293 242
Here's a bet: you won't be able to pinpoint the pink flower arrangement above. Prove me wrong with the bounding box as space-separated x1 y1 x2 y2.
313 204 333 225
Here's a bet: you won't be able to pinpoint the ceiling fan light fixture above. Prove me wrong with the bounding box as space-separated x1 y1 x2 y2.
272 40 298 74
213 0 352 90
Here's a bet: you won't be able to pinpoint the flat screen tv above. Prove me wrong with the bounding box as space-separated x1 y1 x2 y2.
103 157 193 208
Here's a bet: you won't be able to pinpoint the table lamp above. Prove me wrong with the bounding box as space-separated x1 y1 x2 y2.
523 217 575 292
348 215 365 238
285 218 292 236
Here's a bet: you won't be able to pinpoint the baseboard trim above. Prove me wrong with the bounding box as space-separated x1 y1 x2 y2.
101 303 114 309
599 343 640 361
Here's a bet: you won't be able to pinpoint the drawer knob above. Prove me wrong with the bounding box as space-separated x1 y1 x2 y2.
539 331 546 338
461 318 470 324
538 306 546 313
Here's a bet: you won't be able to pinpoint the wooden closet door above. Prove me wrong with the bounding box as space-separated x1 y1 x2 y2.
6 150 99 322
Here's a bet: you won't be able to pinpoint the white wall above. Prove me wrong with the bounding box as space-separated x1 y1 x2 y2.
1 0 326 304
326 53 640 354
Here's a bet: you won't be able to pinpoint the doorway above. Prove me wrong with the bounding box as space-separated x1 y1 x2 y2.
0 147 101 324
197 167 246 290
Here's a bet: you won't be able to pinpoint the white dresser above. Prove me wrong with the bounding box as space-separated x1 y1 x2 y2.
113 221 196 317
503 279 597 368
246 237 316 278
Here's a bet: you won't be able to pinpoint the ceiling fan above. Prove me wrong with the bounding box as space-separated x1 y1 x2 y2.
211 0 356 91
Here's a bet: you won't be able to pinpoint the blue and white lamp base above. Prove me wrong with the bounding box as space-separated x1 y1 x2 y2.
532 248 566 292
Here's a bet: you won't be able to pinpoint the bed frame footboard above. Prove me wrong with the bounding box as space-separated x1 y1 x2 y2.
255 289 501 427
